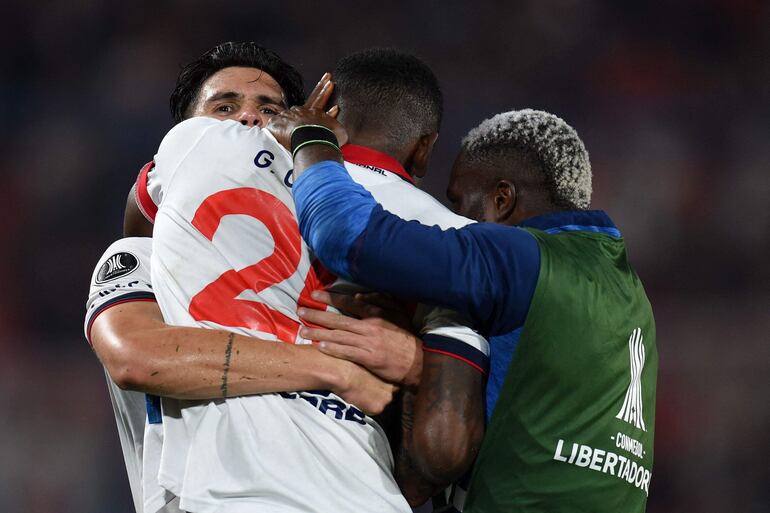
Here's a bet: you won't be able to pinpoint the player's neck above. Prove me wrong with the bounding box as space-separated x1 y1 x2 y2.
512 204 568 226
345 132 407 168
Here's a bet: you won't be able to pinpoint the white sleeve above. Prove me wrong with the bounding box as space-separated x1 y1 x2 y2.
84 237 155 344
416 306 490 374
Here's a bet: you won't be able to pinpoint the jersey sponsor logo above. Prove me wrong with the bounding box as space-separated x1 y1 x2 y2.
616 327 647 431
96 252 139 284
279 391 367 425
358 164 387 176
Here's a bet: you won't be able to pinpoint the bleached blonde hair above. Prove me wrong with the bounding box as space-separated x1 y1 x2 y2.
461 109 592 210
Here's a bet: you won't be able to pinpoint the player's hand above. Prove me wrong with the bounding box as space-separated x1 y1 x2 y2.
315 290 414 332
299 294 423 388
304 72 338 113
267 73 348 150
334 360 397 416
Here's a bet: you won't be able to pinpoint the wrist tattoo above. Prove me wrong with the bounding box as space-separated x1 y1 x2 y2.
220 333 235 398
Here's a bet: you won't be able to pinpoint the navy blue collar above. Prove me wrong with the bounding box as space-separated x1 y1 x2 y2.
517 210 621 238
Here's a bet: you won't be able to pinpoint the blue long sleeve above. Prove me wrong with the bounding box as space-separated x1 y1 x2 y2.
293 160 540 336
293 161 375 280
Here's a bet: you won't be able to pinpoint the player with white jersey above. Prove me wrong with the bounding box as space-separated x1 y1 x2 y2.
85 236 392 513
138 123 486 513
133 52 489 512
89 43 441 513
266 49 490 507
85 42 313 513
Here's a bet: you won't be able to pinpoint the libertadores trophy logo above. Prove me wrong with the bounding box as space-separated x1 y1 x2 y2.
616 327 647 431
96 252 139 283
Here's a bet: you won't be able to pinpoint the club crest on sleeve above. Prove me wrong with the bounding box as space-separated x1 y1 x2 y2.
96 252 139 284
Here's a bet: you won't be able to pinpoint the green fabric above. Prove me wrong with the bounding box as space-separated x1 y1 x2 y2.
465 229 657 512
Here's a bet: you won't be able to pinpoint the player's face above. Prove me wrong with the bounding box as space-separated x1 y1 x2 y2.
191 66 286 127
447 156 494 222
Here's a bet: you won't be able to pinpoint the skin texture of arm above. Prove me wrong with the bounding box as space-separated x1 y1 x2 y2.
397 353 485 506
123 185 154 237
90 300 394 414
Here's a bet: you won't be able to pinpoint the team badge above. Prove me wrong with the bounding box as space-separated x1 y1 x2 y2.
96 252 139 284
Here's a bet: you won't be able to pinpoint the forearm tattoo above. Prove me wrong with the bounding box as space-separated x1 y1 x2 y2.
220 333 235 398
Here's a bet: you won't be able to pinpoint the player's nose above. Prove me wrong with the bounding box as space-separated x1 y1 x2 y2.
238 109 264 127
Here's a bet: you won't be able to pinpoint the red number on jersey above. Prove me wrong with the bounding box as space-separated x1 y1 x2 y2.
188 187 309 343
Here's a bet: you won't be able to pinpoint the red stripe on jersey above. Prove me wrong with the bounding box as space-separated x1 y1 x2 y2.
135 161 158 223
342 145 414 184
86 297 157 346
422 346 486 374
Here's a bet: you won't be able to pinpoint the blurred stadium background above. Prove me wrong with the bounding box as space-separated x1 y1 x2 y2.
0 1 767 511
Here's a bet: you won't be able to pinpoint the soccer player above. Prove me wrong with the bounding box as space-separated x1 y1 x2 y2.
88 42 397 513
274 108 658 512
92 47 486 513
87 42 395 513
86 235 391 513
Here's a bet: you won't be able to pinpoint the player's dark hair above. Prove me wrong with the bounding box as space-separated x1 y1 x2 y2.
332 48 443 154
169 42 304 123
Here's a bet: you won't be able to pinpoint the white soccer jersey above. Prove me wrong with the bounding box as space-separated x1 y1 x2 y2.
137 117 489 513
84 237 180 513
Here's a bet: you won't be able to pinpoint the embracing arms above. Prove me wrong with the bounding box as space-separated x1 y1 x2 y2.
299 292 485 506
266 107 538 337
85 237 393 414
89 300 392 413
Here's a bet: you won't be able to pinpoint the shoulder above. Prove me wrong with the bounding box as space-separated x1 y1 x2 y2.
85 238 155 343
161 117 284 153
344 162 474 230
156 117 220 157
150 119 291 203
92 237 153 279
156 118 287 168
156 118 290 176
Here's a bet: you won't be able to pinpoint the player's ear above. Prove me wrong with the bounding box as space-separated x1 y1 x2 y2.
409 132 439 179
492 179 516 223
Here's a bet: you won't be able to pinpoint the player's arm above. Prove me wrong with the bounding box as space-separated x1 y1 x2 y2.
89 301 390 412
85 239 393 414
397 354 484 505
299 293 486 505
292 158 539 335
265 106 539 335
124 183 153 237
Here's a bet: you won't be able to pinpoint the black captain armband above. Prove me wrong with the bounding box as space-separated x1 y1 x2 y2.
290 125 340 159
